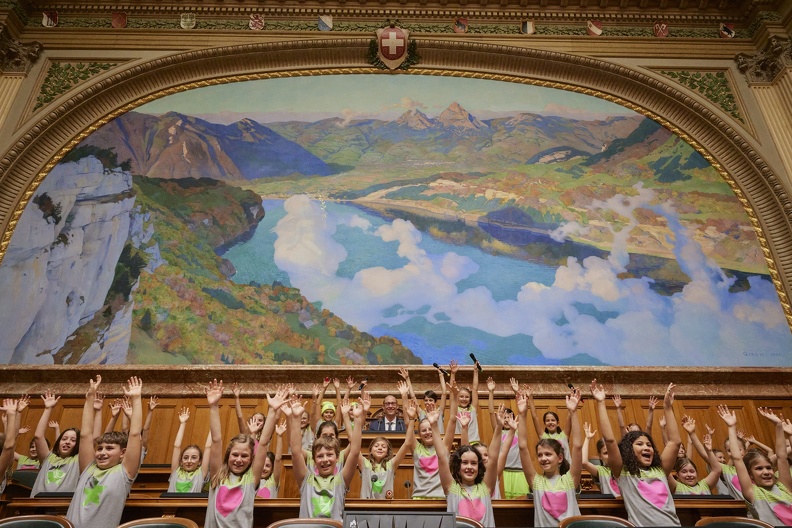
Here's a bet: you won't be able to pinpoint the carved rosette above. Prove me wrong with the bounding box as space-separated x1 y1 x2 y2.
736 36 792 85
0 24 42 74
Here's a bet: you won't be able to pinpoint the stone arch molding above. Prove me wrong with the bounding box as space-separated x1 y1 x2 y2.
1 37 791 323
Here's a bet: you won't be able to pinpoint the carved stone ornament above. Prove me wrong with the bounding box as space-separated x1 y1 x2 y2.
736 36 792 85
0 24 43 74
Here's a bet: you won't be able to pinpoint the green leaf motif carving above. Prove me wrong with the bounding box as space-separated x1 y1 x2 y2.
35 62 116 111
661 70 743 123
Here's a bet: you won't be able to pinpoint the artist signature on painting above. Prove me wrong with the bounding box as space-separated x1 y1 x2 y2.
743 351 783 357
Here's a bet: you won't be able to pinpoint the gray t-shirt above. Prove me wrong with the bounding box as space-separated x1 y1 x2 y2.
360 458 394 499
299 472 346 520
532 472 580 527
205 470 256 528
596 465 620 497
31 452 81 496
167 467 206 493
618 467 680 527
447 481 495 527
455 406 479 443
412 442 443 498
257 474 278 499
746 481 792 525
66 463 133 528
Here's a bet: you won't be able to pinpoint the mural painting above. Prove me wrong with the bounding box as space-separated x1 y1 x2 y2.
0 74 789 367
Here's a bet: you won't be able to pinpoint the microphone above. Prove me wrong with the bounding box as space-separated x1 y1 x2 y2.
432 363 450 377
371 475 379 482
358 378 367 391
568 383 583 404
404 480 412 488
470 353 483 372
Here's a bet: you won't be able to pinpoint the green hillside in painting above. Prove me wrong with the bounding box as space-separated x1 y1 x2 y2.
129 176 420 365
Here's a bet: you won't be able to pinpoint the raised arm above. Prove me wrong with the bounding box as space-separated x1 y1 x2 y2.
470 361 480 410
681 415 721 488
646 396 658 439
48 420 60 441
458 410 471 446
430 408 453 494
436 368 448 421
104 399 122 434
78 375 101 472
171 407 190 472
590 379 622 477
251 387 287 488
659 383 681 475
92 392 105 439
718 405 754 503
285 399 309 485
141 395 158 451
392 400 417 468
398 367 417 402
498 416 516 476
581 422 600 478
613 394 627 439
332 378 343 428
567 388 583 487
484 404 505 495
206 379 225 481
487 377 497 431
311 379 329 429
35 390 60 460
758 407 792 492
0 399 19 478
526 386 544 437
232 383 250 435
273 420 287 485
121 376 144 480
516 389 538 484
342 393 367 488
444 380 459 453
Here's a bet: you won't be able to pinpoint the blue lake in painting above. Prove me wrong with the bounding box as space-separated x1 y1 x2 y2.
224 197 792 367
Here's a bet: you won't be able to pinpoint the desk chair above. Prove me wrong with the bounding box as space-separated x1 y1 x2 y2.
0 515 74 527
558 514 636 528
455 516 485 528
117 517 200 528
695 516 774 528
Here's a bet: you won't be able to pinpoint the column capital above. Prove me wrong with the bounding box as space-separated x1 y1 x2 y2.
736 36 792 85
0 23 42 74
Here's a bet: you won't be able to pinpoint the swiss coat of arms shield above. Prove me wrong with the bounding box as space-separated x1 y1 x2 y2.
376 26 409 70
249 14 265 30
112 12 128 29
180 13 196 30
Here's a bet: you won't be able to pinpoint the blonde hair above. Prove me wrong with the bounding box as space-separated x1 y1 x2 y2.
210 434 255 489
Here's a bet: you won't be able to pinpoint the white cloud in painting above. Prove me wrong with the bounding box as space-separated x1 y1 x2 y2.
549 221 589 243
270 190 792 366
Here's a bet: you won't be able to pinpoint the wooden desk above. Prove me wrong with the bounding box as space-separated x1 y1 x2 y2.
2 494 748 527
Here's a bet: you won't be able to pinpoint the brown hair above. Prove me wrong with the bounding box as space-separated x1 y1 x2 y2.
95 431 128 448
312 435 341 459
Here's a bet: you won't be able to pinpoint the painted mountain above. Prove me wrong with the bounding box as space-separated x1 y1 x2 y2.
81 111 335 181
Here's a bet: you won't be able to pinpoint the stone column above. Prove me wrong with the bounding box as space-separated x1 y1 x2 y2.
736 37 792 182
0 24 42 131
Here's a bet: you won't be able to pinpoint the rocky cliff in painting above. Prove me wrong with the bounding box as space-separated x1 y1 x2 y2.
0 156 135 364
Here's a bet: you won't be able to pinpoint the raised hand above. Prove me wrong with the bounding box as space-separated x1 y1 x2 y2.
717 404 737 427
404 399 417 421
457 411 471 428
121 397 132 418
18 425 31 434
48 420 59 430
346 376 356 390
352 400 365 419
232 383 242 398
312 384 319 399
87 374 102 396
332 378 340 390
16 394 30 412
648 396 659 410
426 409 440 425
782 418 792 436
659 415 666 428
124 376 143 398
322 377 331 389
93 392 105 411
266 386 289 411
758 406 781 424
360 391 371 414
505 413 519 431
0 399 18 414
41 390 60 409
275 420 287 436
584 422 597 439
486 377 496 391
247 416 263 434
398 367 410 381
566 387 581 412
681 415 696 434
149 396 160 410
612 394 623 409
339 398 351 417
590 379 606 402
705 423 715 436
205 379 224 406
516 389 529 415
449 360 459 375
494 404 506 429
703 433 713 451
178 408 190 424
663 383 676 407
509 377 519 393
396 380 409 396
110 399 123 416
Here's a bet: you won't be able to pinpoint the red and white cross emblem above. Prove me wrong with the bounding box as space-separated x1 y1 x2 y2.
379 28 406 60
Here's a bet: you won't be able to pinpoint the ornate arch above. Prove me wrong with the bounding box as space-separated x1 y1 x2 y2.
1 38 790 322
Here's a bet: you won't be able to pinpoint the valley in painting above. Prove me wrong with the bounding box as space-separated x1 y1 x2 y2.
1 74 789 367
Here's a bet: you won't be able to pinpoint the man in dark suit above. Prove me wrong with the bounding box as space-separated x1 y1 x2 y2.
368 394 405 432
